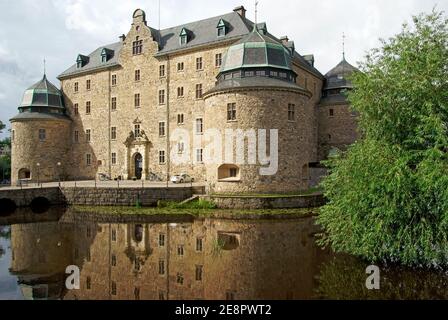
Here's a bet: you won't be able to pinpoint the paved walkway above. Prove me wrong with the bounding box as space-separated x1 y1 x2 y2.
0 180 205 190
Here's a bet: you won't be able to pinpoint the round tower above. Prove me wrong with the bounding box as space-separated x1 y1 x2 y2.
10 74 71 185
318 58 360 160
203 27 314 194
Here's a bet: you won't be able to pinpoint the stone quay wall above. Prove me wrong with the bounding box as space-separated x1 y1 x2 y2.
203 193 325 210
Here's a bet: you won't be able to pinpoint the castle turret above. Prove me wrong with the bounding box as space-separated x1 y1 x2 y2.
318 58 360 160
10 74 71 185
203 26 314 193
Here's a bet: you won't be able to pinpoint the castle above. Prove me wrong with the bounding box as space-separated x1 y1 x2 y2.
10 6 359 193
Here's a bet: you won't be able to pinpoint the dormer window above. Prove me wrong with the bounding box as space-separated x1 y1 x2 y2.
101 48 113 63
217 19 228 37
76 55 89 68
179 28 189 45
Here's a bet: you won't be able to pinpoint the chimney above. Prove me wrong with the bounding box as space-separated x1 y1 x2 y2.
233 5 246 18
119 34 126 42
280 36 289 45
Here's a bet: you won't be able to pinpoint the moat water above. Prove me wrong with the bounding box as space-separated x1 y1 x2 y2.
0 206 446 300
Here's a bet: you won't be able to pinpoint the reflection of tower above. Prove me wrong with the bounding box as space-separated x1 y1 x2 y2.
9 222 74 300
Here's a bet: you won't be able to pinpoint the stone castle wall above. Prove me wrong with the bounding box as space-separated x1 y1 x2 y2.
11 119 71 185
317 102 359 160
204 89 314 193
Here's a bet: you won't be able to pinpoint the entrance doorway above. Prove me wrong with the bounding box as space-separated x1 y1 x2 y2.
134 153 143 180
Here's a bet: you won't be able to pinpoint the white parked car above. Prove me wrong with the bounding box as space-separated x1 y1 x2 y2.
171 174 194 184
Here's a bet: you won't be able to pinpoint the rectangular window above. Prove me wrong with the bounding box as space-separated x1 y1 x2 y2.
256 70 266 76
11 130 15 142
39 129 46 141
134 93 140 108
159 65 166 77
159 150 166 164
177 114 184 125
195 84 203 99
177 245 184 256
215 53 222 67
329 108 334 117
111 97 117 111
111 74 117 86
111 254 116 267
74 130 79 143
111 127 117 140
86 79 91 90
177 142 185 154
111 281 117 295
74 103 79 115
159 260 165 275
111 152 117 165
112 229 117 241
227 103 236 121
86 129 91 143
196 149 203 163
134 124 140 137
177 87 184 98
159 122 166 137
159 291 166 300
159 234 165 247
86 101 91 114
177 273 184 285
288 104 295 121
86 153 92 166
196 118 203 134
132 38 143 55
74 82 79 92
135 69 140 81
134 288 140 301
226 291 235 300
196 238 203 252
195 265 203 281
177 62 184 72
86 277 91 290
159 90 165 104
196 57 203 70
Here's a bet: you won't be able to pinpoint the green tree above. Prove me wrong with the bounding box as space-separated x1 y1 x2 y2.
0 120 5 133
318 10 448 268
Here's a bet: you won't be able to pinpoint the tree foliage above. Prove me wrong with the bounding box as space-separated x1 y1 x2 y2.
318 10 448 268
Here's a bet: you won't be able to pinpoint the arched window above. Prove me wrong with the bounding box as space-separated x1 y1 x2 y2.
18 168 31 180
218 164 240 181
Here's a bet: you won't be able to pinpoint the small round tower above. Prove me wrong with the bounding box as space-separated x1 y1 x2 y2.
204 27 314 194
10 74 71 185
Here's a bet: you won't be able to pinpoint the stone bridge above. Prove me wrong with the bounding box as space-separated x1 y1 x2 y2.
0 185 206 215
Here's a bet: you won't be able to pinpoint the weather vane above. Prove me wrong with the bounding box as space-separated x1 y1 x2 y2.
43 58 46 76
342 33 346 60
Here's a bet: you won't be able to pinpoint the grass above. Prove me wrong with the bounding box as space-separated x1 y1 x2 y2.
71 204 318 218
210 187 323 198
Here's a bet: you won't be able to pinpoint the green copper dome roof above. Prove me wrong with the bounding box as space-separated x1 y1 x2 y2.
220 27 293 73
20 75 65 110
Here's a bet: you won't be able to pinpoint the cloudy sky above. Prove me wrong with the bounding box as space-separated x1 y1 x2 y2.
0 0 446 138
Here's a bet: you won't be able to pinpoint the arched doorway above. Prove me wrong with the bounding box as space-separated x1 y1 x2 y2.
134 153 143 180
18 168 31 180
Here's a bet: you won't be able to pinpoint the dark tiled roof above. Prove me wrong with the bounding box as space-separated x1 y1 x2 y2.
10 112 71 122
27 75 61 95
58 11 323 79
319 94 349 106
58 42 122 79
323 58 359 90
205 76 307 96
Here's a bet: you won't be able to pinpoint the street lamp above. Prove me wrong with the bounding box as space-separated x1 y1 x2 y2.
36 162 41 187
57 162 62 188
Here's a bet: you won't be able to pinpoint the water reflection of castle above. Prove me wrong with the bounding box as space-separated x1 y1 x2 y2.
9 210 326 300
